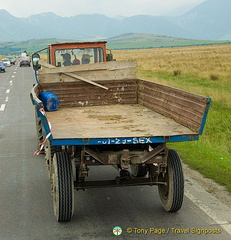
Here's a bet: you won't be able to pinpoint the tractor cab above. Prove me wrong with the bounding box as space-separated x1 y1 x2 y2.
32 41 113 70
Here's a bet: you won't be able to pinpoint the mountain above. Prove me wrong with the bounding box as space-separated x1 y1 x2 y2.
176 0 231 40
0 0 231 42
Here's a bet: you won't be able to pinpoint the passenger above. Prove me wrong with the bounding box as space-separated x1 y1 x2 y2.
82 54 90 64
72 55 80 65
61 53 72 66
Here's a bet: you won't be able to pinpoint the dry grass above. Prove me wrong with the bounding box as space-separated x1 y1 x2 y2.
39 53 48 62
113 44 231 77
113 44 231 107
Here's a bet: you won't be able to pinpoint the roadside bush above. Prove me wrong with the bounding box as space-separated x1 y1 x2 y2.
173 70 181 76
210 74 219 81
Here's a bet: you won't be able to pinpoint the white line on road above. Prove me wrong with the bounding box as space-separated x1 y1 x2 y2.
185 180 231 236
5 97 9 102
6 89 10 94
0 104 6 111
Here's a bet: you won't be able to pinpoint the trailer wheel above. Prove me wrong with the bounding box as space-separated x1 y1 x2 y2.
52 152 74 222
48 145 62 181
158 149 184 212
131 164 147 177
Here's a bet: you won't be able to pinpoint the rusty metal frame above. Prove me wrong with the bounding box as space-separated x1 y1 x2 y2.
73 144 169 189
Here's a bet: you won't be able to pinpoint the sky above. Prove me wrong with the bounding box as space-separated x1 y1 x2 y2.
1 0 206 18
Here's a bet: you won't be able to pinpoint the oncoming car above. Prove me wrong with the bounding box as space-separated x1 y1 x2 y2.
2 58 11 67
0 61 6 72
6 56 16 65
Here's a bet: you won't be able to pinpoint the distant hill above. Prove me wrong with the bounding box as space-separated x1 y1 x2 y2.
0 34 230 55
0 38 76 55
106 33 230 50
0 0 231 42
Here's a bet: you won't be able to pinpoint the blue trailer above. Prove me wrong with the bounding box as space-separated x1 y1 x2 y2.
30 42 211 222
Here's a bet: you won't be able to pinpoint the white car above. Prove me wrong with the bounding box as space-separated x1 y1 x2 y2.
2 58 11 67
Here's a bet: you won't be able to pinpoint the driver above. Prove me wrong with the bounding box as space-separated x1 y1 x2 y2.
61 53 72 66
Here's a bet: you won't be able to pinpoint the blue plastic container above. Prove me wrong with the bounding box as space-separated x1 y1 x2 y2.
39 91 60 111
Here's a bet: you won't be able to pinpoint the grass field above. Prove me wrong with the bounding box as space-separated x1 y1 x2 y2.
114 44 231 193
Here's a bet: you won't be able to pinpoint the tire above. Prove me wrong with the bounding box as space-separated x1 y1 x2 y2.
52 152 74 222
48 145 62 180
158 149 184 212
131 164 148 177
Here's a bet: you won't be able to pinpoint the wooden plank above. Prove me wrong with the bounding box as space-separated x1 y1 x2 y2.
40 60 136 73
139 79 208 103
41 80 138 107
138 92 205 120
139 85 207 114
63 72 109 90
41 80 137 91
38 60 137 83
39 68 136 83
58 98 137 108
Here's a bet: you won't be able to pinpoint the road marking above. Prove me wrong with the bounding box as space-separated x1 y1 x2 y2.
0 104 6 111
185 190 231 235
6 89 10 94
5 97 9 102
12 75 15 78
13 71 16 73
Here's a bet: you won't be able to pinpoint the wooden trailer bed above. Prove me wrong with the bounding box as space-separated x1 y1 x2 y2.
46 104 196 139
31 60 210 143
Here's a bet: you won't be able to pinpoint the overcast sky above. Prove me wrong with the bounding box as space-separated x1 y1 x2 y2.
1 0 206 18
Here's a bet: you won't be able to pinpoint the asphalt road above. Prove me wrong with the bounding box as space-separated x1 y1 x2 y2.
0 61 231 240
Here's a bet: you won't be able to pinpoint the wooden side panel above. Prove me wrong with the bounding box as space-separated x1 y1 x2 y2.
138 79 209 133
41 80 138 107
38 60 137 83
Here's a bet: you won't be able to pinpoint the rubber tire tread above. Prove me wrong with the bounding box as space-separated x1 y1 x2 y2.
158 149 184 212
56 152 73 222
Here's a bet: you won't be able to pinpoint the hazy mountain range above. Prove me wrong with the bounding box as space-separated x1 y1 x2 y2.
0 0 231 42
